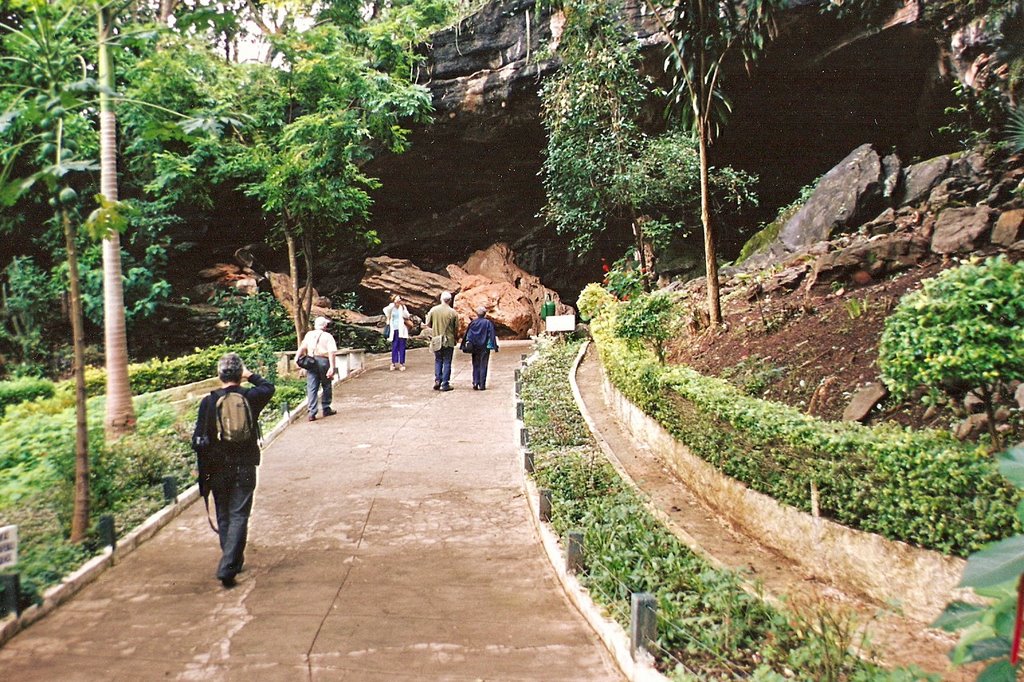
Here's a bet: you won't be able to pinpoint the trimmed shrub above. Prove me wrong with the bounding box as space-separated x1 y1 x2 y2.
0 377 55 415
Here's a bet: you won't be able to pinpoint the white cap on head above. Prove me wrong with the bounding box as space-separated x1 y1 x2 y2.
440 291 452 303
314 316 331 330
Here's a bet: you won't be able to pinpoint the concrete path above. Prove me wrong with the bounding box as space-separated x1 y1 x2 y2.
0 342 622 681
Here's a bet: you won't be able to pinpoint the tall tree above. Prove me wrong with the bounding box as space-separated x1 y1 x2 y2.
540 0 757 289
97 3 136 437
644 0 783 323
0 0 99 541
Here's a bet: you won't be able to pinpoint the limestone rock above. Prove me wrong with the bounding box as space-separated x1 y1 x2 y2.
360 256 459 315
899 155 950 207
930 206 994 254
779 144 886 252
963 392 985 414
1016 383 1024 410
842 383 889 422
992 209 1024 247
807 233 927 289
955 413 989 441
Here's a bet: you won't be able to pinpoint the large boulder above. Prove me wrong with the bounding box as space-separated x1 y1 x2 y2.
778 144 889 252
899 155 950 207
930 206 994 255
359 256 460 316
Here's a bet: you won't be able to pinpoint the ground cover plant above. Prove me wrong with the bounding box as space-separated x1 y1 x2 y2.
521 339 921 681
588 292 1020 557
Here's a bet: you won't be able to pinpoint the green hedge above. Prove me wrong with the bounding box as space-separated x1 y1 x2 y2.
0 377 55 416
591 315 1020 557
74 340 279 398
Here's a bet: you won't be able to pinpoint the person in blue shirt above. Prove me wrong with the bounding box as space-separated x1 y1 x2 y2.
461 306 499 390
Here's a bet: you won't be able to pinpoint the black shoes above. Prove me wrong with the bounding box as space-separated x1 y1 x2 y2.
308 415 316 422
440 385 453 392
219 575 236 588
433 382 441 391
322 408 337 416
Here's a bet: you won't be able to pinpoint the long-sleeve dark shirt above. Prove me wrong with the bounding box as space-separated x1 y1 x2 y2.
462 318 498 353
192 374 275 467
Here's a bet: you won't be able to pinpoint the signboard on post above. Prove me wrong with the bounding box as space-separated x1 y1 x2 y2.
544 314 576 333
0 526 17 570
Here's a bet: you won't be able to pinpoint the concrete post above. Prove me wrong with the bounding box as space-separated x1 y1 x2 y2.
538 489 552 522
523 450 535 474
0 573 19 617
630 592 657 660
516 400 524 420
566 531 584 574
514 368 521 382
281 402 290 419
520 427 528 447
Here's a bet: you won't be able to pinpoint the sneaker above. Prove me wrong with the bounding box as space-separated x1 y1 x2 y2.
390 364 396 371
440 385 453 392
308 415 316 422
398 365 406 372
322 408 337 417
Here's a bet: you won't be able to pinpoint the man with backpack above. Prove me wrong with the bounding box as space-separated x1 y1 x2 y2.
191 353 275 588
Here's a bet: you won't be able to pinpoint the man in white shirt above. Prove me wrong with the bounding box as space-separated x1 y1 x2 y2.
296 316 338 421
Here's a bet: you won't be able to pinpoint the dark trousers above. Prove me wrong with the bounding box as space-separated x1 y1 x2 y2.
434 346 454 386
471 349 491 388
211 464 256 580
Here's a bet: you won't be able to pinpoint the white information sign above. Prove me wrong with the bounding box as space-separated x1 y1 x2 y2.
545 314 576 333
0 525 16 570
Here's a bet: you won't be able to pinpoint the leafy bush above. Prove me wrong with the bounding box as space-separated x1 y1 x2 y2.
614 291 678 363
592 314 1020 556
0 377 55 415
215 291 294 346
577 283 616 322
879 256 1024 445
522 340 899 680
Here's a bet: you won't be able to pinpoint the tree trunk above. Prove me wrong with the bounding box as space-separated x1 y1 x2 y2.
301 234 314 331
64 207 90 544
697 122 722 325
285 227 303 345
99 6 136 438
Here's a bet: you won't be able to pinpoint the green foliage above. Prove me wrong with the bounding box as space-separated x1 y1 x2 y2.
0 394 192 604
934 445 1024 678
576 283 616 322
522 339 900 680
614 292 678 363
215 291 293 346
720 355 784 398
0 376 54 415
591 315 1020 556
603 258 645 301
0 256 62 375
879 256 1024 412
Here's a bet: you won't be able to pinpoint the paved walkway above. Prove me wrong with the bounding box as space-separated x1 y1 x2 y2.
0 342 622 681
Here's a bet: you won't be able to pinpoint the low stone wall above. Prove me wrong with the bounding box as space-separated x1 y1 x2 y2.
597 363 968 622
276 348 365 378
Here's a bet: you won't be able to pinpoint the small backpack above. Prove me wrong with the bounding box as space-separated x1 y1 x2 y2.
214 390 255 444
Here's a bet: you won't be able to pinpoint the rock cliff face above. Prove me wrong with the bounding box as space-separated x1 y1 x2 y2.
330 0 990 304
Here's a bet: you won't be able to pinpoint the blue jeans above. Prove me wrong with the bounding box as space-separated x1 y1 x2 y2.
434 347 454 387
211 464 256 580
306 357 332 416
391 332 407 364
471 350 491 388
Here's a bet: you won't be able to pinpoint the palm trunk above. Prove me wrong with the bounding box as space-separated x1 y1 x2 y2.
64 206 90 544
697 121 722 325
99 6 135 438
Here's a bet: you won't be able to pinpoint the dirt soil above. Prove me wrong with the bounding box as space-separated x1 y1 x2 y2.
575 347 978 680
665 257 1020 438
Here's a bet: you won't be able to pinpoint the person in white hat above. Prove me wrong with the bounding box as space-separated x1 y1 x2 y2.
296 316 338 421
